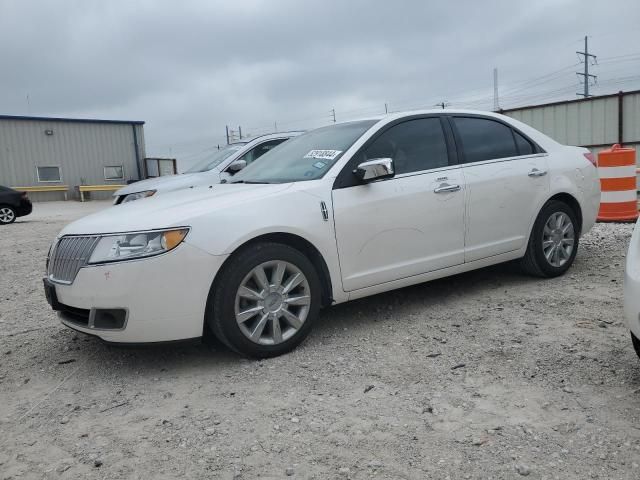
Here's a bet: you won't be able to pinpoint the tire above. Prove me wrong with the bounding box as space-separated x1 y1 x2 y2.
0 205 16 225
520 199 579 278
206 242 321 358
632 332 640 361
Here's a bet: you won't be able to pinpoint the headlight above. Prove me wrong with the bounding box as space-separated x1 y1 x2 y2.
121 190 156 203
88 228 189 264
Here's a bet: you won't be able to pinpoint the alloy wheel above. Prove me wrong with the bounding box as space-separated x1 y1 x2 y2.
542 211 575 267
0 207 15 224
234 260 311 345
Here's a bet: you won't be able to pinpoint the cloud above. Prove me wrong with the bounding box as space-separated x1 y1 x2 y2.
1 0 639 167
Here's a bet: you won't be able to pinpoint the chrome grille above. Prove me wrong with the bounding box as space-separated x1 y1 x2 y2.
48 236 100 284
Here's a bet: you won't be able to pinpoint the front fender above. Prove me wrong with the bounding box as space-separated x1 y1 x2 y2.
184 186 348 303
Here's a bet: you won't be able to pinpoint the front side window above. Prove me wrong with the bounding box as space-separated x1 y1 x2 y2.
231 120 377 184
360 118 448 175
104 165 124 180
454 117 518 163
238 139 287 166
37 166 61 182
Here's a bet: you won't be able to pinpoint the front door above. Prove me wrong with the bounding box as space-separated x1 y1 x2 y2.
332 117 466 292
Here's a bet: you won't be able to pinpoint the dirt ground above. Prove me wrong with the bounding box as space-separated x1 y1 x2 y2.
1 201 640 480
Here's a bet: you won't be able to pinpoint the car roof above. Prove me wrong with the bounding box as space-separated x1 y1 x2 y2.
336 108 560 151
354 108 512 123
230 131 305 146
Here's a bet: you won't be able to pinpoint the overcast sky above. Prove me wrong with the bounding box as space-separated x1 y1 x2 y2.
1 0 639 169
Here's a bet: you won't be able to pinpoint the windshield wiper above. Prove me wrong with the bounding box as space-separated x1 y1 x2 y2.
230 180 271 184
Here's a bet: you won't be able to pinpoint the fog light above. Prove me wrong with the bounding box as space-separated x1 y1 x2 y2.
92 309 127 329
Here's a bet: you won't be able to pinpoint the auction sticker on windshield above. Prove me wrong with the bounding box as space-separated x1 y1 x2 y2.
304 150 342 160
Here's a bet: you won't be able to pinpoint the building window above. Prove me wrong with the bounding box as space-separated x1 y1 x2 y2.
104 165 124 180
37 166 62 182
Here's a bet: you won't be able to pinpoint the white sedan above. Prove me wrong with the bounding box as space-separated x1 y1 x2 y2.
113 132 303 203
624 223 640 359
44 110 600 357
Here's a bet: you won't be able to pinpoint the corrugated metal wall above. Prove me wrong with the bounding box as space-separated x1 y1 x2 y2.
0 118 145 201
503 91 640 171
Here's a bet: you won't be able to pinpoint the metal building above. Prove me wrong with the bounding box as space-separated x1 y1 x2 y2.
0 115 145 201
501 89 640 167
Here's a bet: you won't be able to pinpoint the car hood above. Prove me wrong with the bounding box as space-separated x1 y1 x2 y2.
60 183 293 236
114 172 219 196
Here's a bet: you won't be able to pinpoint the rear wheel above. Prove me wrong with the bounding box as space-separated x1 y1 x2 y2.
0 206 16 225
520 200 579 277
207 242 321 358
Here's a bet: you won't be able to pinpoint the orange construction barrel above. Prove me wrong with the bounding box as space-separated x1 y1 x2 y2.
597 144 638 222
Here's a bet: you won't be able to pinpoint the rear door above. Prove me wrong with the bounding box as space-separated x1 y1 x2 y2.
332 116 466 291
450 115 549 262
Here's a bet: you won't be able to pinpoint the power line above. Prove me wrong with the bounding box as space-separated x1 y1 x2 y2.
203 46 640 145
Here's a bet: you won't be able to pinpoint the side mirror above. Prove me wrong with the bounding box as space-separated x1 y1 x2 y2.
227 159 247 173
354 158 394 183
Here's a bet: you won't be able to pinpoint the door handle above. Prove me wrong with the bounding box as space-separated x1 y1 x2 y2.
434 183 461 194
528 168 548 177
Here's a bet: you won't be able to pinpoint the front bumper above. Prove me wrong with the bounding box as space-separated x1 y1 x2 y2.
47 242 227 343
624 219 640 338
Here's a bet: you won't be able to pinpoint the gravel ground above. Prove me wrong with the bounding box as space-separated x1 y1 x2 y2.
1 201 640 480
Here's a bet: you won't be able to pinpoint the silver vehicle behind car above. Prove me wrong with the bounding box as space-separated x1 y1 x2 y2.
113 131 303 204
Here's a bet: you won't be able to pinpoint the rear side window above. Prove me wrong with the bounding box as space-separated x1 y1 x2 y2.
454 117 518 163
362 118 448 175
514 131 534 155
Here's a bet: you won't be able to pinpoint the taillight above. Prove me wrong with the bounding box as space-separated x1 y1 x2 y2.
583 152 597 167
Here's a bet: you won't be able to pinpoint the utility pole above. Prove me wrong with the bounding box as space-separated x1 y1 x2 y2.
493 68 500 111
330 108 336 123
435 101 450 109
384 103 388 114
225 125 230 145
274 121 278 132
576 35 597 97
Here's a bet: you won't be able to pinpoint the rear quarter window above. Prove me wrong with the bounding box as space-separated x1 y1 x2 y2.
514 131 535 155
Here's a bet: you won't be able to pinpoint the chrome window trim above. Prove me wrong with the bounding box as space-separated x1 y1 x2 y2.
455 152 549 168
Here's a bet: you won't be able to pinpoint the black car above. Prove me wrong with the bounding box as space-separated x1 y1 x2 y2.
0 186 32 225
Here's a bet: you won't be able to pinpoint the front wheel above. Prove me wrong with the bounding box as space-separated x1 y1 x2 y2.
0 206 16 225
520 200 579 277
207 242 321 358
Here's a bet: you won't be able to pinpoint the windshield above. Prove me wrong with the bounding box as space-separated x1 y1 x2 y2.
185 143 247 173
231 120 377 183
